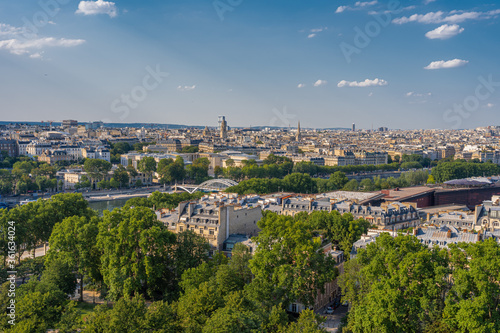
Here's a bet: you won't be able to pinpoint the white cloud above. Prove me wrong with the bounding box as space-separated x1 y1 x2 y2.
336 6 348 13
336 1 377 14
406 91 432 97
76 0 118 18
0 37 85 56
424 59 468 70
425 24 464 39
0 23 23 37
486 103 495 108
368 92 374 97
423 0 436 4
29 52 43 59
394 9 500 24
313 80 328 87
297 84 306 88
177 85 196 91
355 1 378 8
337 78 388 88
307 34 316 38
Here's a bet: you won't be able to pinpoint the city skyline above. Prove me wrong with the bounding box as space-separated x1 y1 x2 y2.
1 0 499 129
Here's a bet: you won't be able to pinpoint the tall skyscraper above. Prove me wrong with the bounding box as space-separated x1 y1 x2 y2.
296 121 301 141
352 123 356 132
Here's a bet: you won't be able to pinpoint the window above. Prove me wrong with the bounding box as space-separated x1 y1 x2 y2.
179 227 183 232
209 230 214 235
291 304 297 313
199 229 203 234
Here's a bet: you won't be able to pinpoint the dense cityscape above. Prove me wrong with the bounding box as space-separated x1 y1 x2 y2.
0 119 499 332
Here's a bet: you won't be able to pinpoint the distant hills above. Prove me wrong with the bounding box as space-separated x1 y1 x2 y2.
0 121 351 131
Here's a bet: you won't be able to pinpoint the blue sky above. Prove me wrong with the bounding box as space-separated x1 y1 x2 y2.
0 0 499 129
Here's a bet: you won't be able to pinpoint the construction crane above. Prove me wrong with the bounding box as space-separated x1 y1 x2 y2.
41 120 55 131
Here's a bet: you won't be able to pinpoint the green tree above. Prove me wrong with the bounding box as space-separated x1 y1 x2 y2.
248 212 338 309
46 215 101 302
280 309 326 333
113 165 130 188
202 291 263 333
172 231 210 286
329 171 349 190
339 234 450 333
137 156 157 180
97 207 176 300
283 173 317 193
83 295 180 333
443 239 500 332
83 159 112 186
41 256 78 296
343 179 359 191
157 158 174 184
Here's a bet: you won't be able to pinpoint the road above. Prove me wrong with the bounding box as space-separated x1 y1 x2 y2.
318 305 348 332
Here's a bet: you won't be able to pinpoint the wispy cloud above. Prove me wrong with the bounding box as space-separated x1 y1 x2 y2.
0 23 23 37
0 37 85 56
306 27 327 38
177 85 196 91
406 92 432 97
424 59 468 70
297 84 306 88
425 24 464 39
76 0 118 18
423 0 436 4
314 80 328 87
393 9 500 24
336 1 378 14
337 78 388 88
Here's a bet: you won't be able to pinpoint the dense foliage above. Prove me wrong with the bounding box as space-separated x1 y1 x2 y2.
0 193 349 332
339 233 500 333
227 170 431 195
431 160 500 183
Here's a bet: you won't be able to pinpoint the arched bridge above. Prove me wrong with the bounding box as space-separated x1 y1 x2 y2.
174 179 239 194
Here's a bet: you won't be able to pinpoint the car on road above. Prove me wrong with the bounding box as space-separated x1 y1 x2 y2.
325 307 334 314
342 301 348 307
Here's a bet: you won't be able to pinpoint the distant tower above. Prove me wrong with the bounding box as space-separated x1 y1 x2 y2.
296 121 301 141
219 116 227 139
352 123 356 132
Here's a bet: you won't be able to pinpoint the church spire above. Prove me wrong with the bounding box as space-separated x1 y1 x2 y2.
296 121 301 141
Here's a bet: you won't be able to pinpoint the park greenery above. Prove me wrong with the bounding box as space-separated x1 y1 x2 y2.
0 159 63 195
339 233 500 333
0 192 498 332
226 170 431 195
0 193 348 332
431 159 500 183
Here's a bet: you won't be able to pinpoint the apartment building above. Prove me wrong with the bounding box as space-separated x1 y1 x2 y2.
0 139 17 157
277 196 419 230
157 194 262 254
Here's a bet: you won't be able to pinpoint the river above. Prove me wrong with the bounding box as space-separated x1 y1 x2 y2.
88 198 131 215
